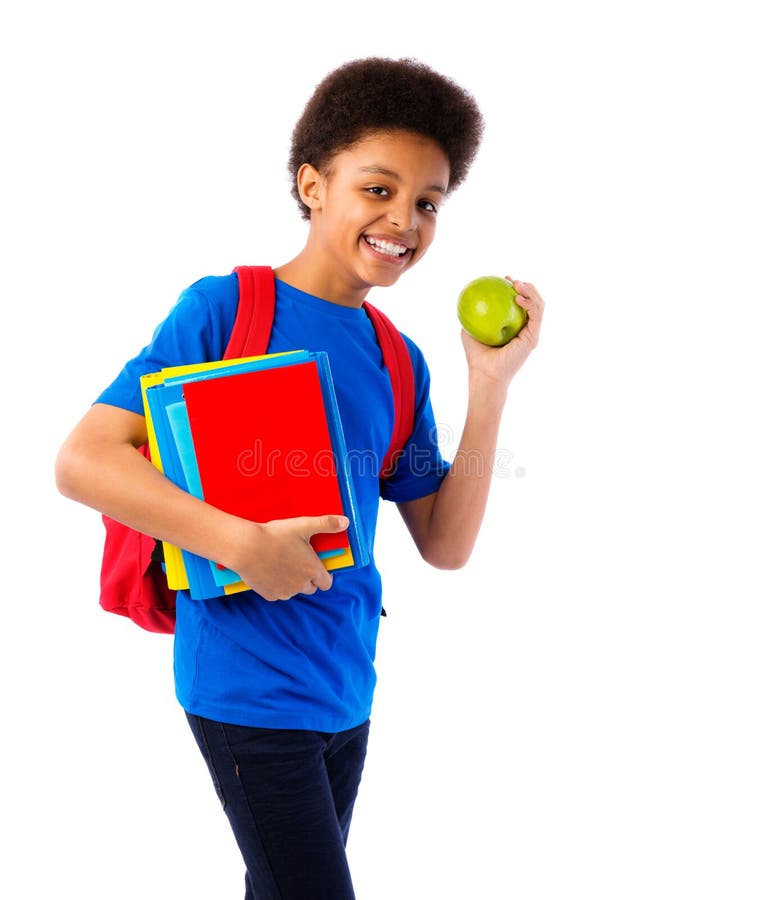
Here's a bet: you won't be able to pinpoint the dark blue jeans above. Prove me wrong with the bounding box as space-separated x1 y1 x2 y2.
186 713 370 900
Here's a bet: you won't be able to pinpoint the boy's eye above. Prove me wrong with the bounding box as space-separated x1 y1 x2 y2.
364 186 438 214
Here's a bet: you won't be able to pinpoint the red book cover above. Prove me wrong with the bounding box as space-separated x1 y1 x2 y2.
182 360 349 554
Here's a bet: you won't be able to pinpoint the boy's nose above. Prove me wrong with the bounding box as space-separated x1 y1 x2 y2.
387 200 417 233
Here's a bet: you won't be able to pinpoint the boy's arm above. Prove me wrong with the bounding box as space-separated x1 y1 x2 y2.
55 403 348 601
397 279 544 570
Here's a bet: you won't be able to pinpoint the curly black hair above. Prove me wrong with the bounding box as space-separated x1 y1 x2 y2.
288 57 485 219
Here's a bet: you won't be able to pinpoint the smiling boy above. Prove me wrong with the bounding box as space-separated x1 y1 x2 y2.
282 130 448 302
56 58 543 899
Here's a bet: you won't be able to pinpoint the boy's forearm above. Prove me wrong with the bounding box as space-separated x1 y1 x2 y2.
424 374 508 568
56 437 251 573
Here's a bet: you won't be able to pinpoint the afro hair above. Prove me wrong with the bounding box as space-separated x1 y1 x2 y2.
288 57 484 219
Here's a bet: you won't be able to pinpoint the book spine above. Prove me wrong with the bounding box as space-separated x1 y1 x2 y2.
315 352 370 569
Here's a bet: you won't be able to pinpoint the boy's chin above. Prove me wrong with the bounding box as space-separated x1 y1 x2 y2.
371 269 405 287
359 258 416 289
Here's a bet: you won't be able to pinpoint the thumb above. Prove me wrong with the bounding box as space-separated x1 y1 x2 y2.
303 514 350 536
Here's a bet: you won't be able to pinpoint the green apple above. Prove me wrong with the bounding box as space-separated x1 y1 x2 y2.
457 275 527 346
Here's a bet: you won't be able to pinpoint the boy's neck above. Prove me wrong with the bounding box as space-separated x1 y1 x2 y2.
274 248 370 310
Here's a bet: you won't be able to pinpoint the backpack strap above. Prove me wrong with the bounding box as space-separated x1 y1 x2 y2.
226 266 276 358
362 301 416 479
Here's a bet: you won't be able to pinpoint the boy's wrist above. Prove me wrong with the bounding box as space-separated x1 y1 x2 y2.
212 516 263 576
467 369 509 410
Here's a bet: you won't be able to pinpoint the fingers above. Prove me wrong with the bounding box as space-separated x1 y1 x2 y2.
311 568 334 593
512 278 544 312
263 567 333 602
299 515 344 592
273 565 333 600
301 514 350 536
512 278 545 336
505 274 544 316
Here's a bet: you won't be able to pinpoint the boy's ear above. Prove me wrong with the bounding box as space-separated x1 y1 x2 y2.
297 163 324 212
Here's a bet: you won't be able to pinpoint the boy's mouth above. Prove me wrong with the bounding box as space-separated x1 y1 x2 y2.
362 235 412 259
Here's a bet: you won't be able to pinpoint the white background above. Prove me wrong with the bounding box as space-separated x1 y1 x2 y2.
2 1 760 897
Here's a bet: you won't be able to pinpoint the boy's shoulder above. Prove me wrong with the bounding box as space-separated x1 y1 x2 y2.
167 272 241 346
179 272 239 305
155 273 240 337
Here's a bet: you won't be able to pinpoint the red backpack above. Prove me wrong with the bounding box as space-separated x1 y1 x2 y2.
99 265 415 633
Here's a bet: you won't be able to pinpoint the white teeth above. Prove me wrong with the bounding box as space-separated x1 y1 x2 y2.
365 237 408 257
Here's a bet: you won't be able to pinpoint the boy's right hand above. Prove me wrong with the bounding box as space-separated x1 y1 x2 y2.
228 515 350 602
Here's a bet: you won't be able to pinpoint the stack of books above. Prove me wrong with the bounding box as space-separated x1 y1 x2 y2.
140 350 368 600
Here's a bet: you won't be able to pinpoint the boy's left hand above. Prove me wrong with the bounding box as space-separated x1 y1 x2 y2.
460 277 544 388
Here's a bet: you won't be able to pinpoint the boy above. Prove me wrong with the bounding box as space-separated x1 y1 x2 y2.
56 57 543 899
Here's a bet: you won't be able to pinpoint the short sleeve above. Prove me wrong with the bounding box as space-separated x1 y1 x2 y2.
94 275 239 414
379 335 451 503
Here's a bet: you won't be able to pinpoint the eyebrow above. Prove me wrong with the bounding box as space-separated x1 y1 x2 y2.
358 165 447 195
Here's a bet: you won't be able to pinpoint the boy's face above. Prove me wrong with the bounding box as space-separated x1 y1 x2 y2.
302 129 450 299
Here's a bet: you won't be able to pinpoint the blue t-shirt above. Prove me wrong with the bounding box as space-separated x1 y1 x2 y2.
97 275 450 731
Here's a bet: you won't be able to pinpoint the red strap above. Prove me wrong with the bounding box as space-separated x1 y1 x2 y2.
363 301 416 478
226 266 276 359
